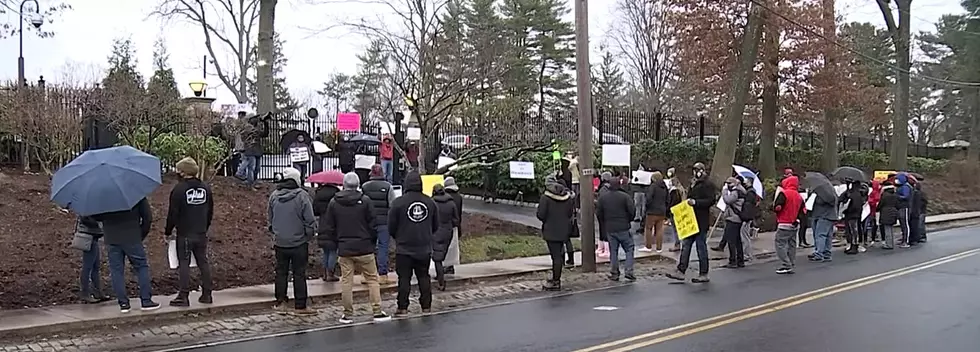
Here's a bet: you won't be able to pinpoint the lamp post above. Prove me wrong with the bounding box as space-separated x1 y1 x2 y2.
183 80 215 112
18 0 43 88
189 80 207 97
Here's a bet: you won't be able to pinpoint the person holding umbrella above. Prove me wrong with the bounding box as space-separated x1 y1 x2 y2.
51 146 163 313
311 170 345 282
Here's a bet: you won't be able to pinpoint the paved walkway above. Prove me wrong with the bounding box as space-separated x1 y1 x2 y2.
1 211 978 336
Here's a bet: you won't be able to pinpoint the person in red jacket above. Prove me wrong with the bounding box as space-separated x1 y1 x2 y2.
380 134 394 183
867 181 882 245
772 175 804 274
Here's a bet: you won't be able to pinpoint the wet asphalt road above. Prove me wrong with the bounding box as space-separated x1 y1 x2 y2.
185 226 980 352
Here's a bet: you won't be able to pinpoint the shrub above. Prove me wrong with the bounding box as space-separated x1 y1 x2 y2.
908 156 947 174
153 132 228 177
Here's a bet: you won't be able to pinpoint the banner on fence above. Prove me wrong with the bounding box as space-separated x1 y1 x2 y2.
509 161 535 179
337 112 361 131
601 144 631 166
670 201 700 240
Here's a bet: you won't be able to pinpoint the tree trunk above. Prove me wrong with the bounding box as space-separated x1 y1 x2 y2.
968 88 980 162
709 0 764 186
758 6 780 180
889 0 911 170
821 0 839 173
256 0 277 115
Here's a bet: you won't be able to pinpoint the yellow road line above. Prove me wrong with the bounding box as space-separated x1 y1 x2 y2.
573 248 980 352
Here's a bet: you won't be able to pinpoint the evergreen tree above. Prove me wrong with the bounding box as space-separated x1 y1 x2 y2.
530 0 576 115
499 0 538 111
248 32 298 113
592 49 627 110
101 37 150 149
146 37 183 129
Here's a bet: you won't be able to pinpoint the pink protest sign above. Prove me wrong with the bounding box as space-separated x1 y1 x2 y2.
337 112 361 131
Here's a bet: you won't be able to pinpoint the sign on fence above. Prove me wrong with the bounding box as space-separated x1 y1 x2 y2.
407 127 421 140
509 161 535 179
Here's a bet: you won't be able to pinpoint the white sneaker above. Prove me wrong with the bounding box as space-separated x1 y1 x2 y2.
858 245 867 253
656 249 663 253
638 247 653 252
338 315 353 324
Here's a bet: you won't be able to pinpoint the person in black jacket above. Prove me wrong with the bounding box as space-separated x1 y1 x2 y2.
323 172 390 323
313 181 341 282
915 182 928 243
667 162 716 284
76 215 110 304
876 182 899 249
93 197 158 313
165 158 215 307
431 184 459 290
536 173 575 291
337 136 355 173
362 165 396 281
597 177 636 282
388 172 439 316
443 177 464 274
840 179 867 255
642 171 668 252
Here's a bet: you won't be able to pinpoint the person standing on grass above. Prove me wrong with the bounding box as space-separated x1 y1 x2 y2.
75 215 110 304
362 164 396 282
443 177 464 274
165 158 215 307
772 174 803 274
313 180 342 282
667 162 716 283
597 177 637 282
323 172 391 324
431 184 459 291
876 182 899 249
389 171 439 317
641 171 668 253
93 197 157 313
537 173 575 291
666 175 686 252
268 167 317 315
720 177 747 269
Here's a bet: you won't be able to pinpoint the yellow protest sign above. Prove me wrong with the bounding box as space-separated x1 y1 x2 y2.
670 201 700 240
873 170 896 182
420 174 445 196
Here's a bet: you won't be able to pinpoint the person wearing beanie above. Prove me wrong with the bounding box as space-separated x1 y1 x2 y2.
442 176 463 274
323 172 390 323
430 184 459 290
361 164 396 281
388 171 439 316
165 157 215 307
268 167 317 315
538 172 575 291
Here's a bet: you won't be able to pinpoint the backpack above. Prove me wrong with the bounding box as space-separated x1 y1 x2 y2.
739 191 759 222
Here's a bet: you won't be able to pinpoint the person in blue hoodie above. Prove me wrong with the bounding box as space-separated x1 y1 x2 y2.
894 173 914 248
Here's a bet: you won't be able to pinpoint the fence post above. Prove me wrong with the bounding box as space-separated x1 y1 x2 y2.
738 122 744 144
597 108 605 140
809 131 815 149
654 111 663 141
698 115 705 142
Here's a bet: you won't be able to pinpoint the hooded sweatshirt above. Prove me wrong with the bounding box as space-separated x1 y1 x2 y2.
388 172 439 259
877 184 900 226
868 181 882 216
322 187 377 257
721 178 746 224
895 173 912 209
536 174 575 242
773 175 803 227
165 177 213 239
268 179 316 248
596 178 635 236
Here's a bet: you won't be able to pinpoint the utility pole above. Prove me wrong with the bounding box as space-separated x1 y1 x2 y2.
574 0 596 273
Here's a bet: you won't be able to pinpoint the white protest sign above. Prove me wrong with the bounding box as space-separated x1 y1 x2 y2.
312 141 331 154
601 144 631 166
168 240 197 269
355 154 376 169
509 161 535 179
289 146 310 163
407 127 422 140
438 156 457 171
631 170 653 185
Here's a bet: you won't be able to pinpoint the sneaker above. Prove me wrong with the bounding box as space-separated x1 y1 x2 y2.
710 246 724 252
120 303 132 313
821 257 833 262
79 295 100 304
394 309 409 318
198 295 213 304
624 274 636 282
338 315 353 324
692 275 710 283
776 267 794 275
564 260 575 269
858 245 867 253
669 246 681 252
542 280 561 291
656 249 663 253
169 297 190 307
420 308 432 314
372 311 392 322
665 269 686 281
899 244 911 248
445 266 456 275
638 247 653 252
141 301 161 311
808 256 824 262
607 273 620 282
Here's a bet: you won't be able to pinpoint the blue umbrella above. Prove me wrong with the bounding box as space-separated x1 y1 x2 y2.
51 146 162 216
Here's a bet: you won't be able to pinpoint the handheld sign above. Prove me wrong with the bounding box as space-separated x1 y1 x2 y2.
670 201 700 240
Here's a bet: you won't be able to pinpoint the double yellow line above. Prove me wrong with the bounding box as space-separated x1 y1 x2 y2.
574 248 980 352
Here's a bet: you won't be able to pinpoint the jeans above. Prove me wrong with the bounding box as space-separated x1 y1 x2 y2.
375 225 390 275
546 241 565 282
274 243 309 309
80 238 103 298
292 162 308 181
607 231 635 277
381 159 393 183
396 254 432 310
812 218 834 259
774 226 798 268
236 155 257 186
678 226 709 275
107 242 153 307
881 224 895 249
176 236 212 297
322 247 338 273
339 253 382 315
723 221 744 266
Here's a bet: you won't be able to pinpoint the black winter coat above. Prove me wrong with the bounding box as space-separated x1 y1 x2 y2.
313 185 341 249
688 178 718 229
446 189 463 236
596 183 635 237
536 183 575 242
431 193 459 262
839 187 866 220
877 187 899 226
389 173 439 259
645 180 669 216
322 190 377 257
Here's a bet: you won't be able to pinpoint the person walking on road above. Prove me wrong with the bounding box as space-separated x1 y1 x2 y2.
75 215 110 304
597 177 636 282
772 175 804 274
666 175 686 252
165 158 215 307
268 167 317 315
443 177 464 274
362 165 396 282
720 177 747 269
389 172 439 316
93 197 158 313
641 171 668 253
323 172 391 323
876 182 899 249
666 162 716 283
537 173 575 291
313 180 342 282
431 184 459 290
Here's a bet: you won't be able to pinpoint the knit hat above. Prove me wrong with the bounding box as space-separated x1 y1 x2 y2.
652 171 664 182
176 157 199 176
443 176 459 191
432 183 446 195
343 172 360 190
281 167 302 186
600 171 613 182
370 164 383 177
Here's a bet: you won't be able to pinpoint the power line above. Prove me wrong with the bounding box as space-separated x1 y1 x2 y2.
751 0 980 87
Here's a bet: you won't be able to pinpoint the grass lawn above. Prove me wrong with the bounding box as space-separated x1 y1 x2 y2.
460 234 582 264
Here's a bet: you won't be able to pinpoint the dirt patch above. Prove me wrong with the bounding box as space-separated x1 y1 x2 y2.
0 172 536 309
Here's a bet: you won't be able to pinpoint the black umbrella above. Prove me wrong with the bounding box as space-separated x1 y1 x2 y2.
349 133 381 145
804 171 836 204
830 166 868 183
280 129 313 153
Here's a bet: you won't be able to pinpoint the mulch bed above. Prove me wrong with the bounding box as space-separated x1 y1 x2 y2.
0 172 535 309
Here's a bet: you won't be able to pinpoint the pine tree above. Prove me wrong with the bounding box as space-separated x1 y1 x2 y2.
352 39 394 125
499 0 538 111
248 32 298 113
101 37 150 150
530 0 576 115
592 49 627 110
146 37 182 128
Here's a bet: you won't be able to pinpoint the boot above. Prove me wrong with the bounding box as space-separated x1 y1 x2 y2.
542 280 561 291
323 270 340 282
198 293 213 304
169 295 190 307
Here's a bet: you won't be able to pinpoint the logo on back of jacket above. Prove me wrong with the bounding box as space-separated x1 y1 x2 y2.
407 202 428 223
186 188 207 205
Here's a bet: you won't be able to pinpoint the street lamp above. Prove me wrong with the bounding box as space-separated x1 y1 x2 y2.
188 80 208 97
18 0 42 88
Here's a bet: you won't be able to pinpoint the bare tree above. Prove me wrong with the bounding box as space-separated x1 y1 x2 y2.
608 0 678 113
1 86 85 174
875 0 911 169
151 0 260 104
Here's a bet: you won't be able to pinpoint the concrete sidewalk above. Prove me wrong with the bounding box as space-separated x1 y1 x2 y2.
2 211 978 337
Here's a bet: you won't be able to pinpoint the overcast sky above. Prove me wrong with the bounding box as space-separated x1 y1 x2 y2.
0 0 963 107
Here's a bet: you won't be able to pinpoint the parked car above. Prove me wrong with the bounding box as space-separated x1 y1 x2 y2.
441 134 478 149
